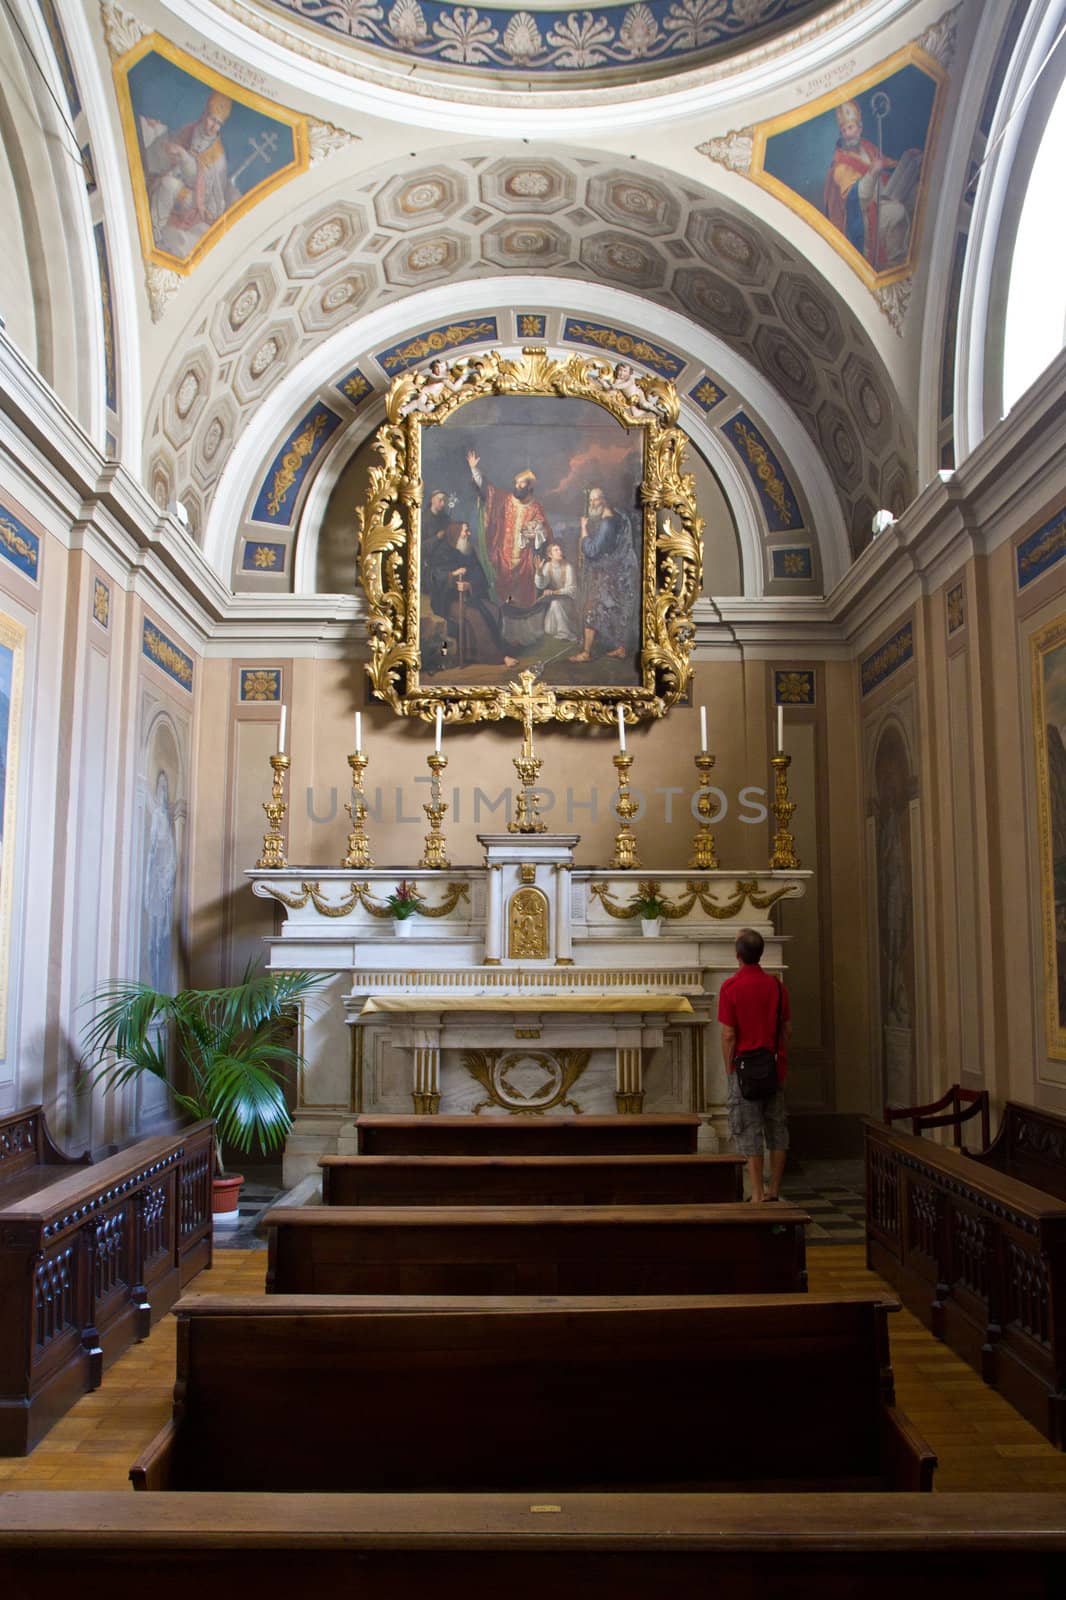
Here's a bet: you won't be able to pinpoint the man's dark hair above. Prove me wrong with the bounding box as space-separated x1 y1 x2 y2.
736 928 764 965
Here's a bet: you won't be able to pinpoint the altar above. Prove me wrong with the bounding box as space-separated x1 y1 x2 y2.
249 841 808 1185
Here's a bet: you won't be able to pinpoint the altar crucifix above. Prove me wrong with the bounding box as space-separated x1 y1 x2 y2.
499 671 557 833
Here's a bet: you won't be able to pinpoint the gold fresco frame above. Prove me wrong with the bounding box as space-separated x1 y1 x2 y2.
357 347 703 728
749 42 947 293
1031 614 1066 1061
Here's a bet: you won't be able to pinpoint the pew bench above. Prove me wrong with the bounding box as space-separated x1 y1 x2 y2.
350 1113 702 1156
0 1119 214 1455
9 1492 1061 1597
320 1153 744 1207
264 1202 809 1296
131 1292 933 1493
866 1114 1066 1446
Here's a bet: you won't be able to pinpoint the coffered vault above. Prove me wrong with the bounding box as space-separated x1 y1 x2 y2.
148 147 915 578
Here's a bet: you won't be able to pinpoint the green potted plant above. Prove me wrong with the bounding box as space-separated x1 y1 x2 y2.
80 965 326 1222
631 888 668 937
386 879 424 936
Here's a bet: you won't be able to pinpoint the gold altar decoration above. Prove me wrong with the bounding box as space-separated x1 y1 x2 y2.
508 886 550 959
609 751 641 870
504 671 554 833
590 877 801 921
255 753 290 869
769 753 801 869
357 347 703 727
341 751 372 868
460 1048 590 1116
689 752 720 869
261 879 469 918
419 750 451 869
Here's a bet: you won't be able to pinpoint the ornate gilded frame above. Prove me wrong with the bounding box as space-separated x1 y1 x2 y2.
358 347 703 727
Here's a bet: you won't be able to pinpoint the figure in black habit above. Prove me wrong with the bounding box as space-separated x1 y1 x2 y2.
425 515 517 667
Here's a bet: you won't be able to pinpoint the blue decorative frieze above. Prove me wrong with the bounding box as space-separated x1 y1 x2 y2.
0 502 40 582
721 412 801 533
37 0 81 118
377 319 499 375
143 620 194 690
240 668 282 702
688 376 724 414
1017 505 1066 590
860 621 913 697
335 366 373 408
562 320 684 379
516 313 547 338
250 404 342 525
774 670 815 706
242 541 287 573
264 0 828 77
771 547 813 581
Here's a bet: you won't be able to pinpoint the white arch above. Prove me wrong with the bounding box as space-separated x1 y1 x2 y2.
204 278 848 591
955 0 1066 462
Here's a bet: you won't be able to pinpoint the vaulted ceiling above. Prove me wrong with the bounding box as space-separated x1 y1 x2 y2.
5 0 1020 595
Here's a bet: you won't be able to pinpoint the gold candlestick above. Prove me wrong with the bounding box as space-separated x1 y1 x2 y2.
342 751 373 868
419 751 451 869
256 753 290 869
689 751 720 869
769 752 801 869
609 751 641 870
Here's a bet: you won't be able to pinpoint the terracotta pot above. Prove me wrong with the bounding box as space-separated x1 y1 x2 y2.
212 1173 244 1227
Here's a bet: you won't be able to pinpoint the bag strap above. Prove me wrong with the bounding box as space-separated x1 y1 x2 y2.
773 977 783 1055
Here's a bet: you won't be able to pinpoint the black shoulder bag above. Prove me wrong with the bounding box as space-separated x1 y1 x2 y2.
734 979 783 1103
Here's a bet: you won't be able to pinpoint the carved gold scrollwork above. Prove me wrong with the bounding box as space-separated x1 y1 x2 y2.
589 877 800 921
358 347 702 727
260 879 470 919
461 1049 589 1116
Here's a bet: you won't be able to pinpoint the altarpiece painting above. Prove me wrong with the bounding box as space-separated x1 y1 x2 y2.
358 348 703 727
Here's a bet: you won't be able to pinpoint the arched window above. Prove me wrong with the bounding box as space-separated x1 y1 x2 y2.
1003 70 1066 411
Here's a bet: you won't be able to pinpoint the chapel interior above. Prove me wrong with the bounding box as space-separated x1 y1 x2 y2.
2 0 1066 1578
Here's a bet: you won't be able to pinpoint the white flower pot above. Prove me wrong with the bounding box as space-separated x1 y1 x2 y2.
640 917 663 938
393 916 417 936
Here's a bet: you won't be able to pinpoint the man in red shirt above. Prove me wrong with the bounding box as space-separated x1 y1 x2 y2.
717 928 792 1202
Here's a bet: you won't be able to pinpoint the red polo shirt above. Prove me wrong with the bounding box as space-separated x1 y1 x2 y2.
717 963 790 1082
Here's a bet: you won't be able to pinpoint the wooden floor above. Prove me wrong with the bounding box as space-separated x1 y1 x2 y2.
2 1245 1065 1493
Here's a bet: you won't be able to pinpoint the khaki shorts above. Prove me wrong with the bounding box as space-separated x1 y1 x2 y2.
727 1073 789 1157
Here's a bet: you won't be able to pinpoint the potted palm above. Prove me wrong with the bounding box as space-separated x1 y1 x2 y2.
632 888 668 937
386 879 424 936
81 965 326 1222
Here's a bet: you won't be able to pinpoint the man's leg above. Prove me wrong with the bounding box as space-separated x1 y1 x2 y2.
763 1091 789 1199
766 1147 787 1199
569 626 595 662
746 1154 766 1203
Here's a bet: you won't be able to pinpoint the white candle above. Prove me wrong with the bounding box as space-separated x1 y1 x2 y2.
617 704 626 752
355 711 362 754
776 704 784 752
278 703 287 755
700 705 708 753
434 705 443 753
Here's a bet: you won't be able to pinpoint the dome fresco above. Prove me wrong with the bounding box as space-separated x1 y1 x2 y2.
254 0 839 80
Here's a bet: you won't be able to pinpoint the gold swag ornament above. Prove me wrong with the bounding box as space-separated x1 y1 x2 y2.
357 347 704 728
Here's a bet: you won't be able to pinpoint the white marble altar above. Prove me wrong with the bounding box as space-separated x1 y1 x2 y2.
250 833 808 1184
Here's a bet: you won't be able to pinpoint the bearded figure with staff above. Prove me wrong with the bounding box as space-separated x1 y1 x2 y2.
823 95 921 270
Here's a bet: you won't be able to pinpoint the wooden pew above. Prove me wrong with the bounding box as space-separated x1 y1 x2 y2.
10 1491 1065 1598
265 1202 808 1295
320 1153 744 1206
130 1292 932 1493
866 1115 1066 1447
0 1119 213 1455
350 1113 701 1156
